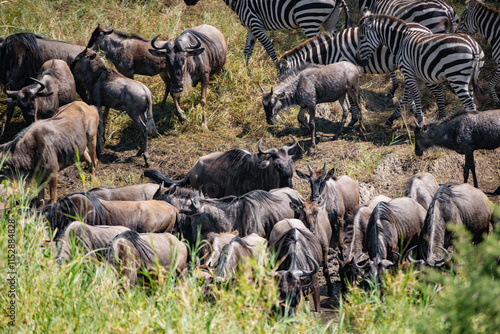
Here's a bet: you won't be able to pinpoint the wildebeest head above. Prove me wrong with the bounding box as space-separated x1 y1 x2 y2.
413 121 431 157
87 23 114 49
1 78 53 122
70 48 106 74
150 31 204 93
260 86 286 125
296 163 336 201
258 135 298 188
289 199 326 234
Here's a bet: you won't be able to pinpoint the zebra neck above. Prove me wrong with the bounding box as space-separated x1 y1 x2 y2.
375 20 409 56
476 6 499 44
223 0 237 11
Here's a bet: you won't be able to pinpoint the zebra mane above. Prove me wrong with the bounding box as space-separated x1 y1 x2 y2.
476 0 500 15
367 13 410 30
280 31 334 60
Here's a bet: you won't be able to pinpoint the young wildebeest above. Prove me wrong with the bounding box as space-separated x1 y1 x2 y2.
404 172 439 210
107 230 188 286
86 183 160 201
86 24 171 108
261 62 363 147
145 135 298 198
213 233 267 280
269 219 322 314
0 101 101 204
414 109 500 188
43 192 178 239
150 24 227 127
1 59 76 124
70 48 157 167
407 183 494 267
360 197 426 284
296 164 359 254
290 199 334 295
56 221 130 264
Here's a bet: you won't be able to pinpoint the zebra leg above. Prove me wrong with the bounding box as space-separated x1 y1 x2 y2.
387 72 399 98
487 68 500 107
249 28 279 68
386 84 412 126
347 95 358 128
243 30 257 66
406 81 425 124
426 84 446 119
449 80 476 112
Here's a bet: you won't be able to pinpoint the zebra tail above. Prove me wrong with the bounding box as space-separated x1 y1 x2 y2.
471 54 491 105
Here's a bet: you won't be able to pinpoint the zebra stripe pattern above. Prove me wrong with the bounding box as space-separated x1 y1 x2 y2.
359 0 458 33
457 0 500 107
184 0 351 67
359 13 484 125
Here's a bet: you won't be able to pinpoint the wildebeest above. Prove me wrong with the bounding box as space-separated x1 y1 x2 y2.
213 233 267 280
0 33 85 127
404 172 439 210
204 232 239 268
43 192 178 239
362 197 426 281
107 230 188 285
269 219 322 313
296 164 359 253
414 109 500 188
1 59 76 124
290 199 334 295
86 24 171 109
408 183 494 266
179 187 302 245
145 135 298 198
86 183 160 201
70 48 157 167
56 221 130 264
261 62 363 147
150 24 227 127
0 101 101 204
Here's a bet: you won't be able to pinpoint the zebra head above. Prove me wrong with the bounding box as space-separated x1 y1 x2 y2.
457 0 479 35
358 11 381 67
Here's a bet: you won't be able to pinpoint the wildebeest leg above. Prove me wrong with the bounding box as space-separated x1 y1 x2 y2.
323 248 334 296
49 173 58 204
464 151 478 188
130 112 149 168
159 72 171 109
348 86 363 133
102 106 110 144
297 107 311 132
387 72 399 98
309 106 317 148
334 96 350 140
1 104 16 134
171 92 187 123
426 84 446 119
312 276 321 313
200 72 210 129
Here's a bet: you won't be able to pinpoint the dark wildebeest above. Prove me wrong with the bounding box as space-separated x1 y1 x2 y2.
404 172 439 210
70 48 157 167
43 192 178 239
150 24 227 127
360 197 426 284
290 199 334 295
414 109 500 188
1 59 76 123
0 101 101 204
296 164 359 254
107 230 188 286
86 24 171 109
269 219 322 313
213 233 267 280
145 135 298 198
86 183 160 201
261 62 363 147
179 187 302 245
407 183 494 267
56 221 130 264
0 33 85 127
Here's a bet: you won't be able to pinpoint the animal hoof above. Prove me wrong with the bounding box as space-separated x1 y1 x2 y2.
385 119 394 126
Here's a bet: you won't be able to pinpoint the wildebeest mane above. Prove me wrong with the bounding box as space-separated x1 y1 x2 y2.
178 29 212 50
366 202 395 260
274 227 318 271
0 33 43 86
213 237 252 277
111 230 155 263
112 30 149 42
422 109 471 127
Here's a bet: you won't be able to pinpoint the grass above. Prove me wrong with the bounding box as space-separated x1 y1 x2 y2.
1 0 500 332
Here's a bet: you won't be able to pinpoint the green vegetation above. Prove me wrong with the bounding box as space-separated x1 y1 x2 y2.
1 0 499 332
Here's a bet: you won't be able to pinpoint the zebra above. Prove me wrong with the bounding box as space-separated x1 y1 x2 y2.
359 0 458 34
358 13 484 125
183 0 352 68
457 0 500 107
278 24 441 119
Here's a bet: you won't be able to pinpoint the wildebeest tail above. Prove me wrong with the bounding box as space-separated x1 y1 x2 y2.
108 230 155 263
143 85 158 136
144 169 189 187
96 109 104 159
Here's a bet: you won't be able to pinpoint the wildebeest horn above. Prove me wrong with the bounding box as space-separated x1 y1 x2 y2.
392 250 402 262
258 139 279 156
293 254 319 278
307 163 313 175
3 81 17 96
258 84 266 93
30 77 46 92
282 135 298 153
321 163 326 173
404 245 425 265
151 35 167 50
50 59 55 69
353 254 367 269
187 34 202 51
433 246 449 265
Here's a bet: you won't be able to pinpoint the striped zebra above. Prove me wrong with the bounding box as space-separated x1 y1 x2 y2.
359 0 458 33
183 0 352 68
358 13 484 125
457 0 500 107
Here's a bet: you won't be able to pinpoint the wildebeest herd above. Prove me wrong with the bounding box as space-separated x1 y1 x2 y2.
1 0 499 314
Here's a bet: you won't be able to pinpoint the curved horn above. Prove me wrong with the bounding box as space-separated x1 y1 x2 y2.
258 84 266 94
30 77 46 92
51 59 56 69
257 139 278 156
353 254 367 269
404 245 424 265
307 163 313 175
151 35 167 50
3 81 18 96
297 254 319 278
392 250 402 262
282 135 298 153
433 246 449 265
187 34 202 50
